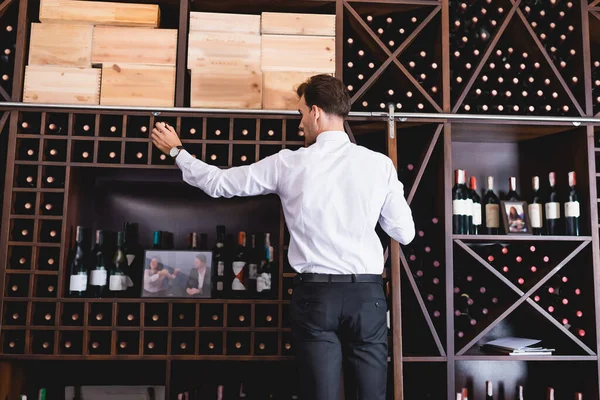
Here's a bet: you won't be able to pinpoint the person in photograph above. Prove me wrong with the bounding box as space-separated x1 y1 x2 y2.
143 256 178 296
507 205 526 232
185 253 211 297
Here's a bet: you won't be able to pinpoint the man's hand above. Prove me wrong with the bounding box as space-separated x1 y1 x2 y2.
152 122 182 154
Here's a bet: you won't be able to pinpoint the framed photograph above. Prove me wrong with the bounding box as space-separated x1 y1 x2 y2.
142 250 213 298
501 200 532 235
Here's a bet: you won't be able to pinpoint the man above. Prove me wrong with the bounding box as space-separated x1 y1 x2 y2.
152 74 415 400
185 253 211 297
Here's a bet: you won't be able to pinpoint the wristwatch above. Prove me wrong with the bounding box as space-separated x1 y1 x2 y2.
169 145 184 159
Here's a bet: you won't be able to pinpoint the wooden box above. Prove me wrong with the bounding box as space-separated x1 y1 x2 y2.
100 63 175 107
92 26 178 66
263 71 329 110
39 0 160 27
189 12 260 34
187 32 261 70
261 35 335 73
28 23 93 67
261 12 335 36
23 65 101 105
190 66 262 109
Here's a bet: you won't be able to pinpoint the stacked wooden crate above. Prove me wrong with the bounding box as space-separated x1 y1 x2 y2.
24 0 177 107
187 11 335 110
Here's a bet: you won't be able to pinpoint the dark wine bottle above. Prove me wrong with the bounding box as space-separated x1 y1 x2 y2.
483 176 500 235
257 232 274 298
546 172 561 235
529 176 544 235
453 169 472 234
547 387 555 400
469 176 482 234
123 222 142 297
232 231 249 296
109 231 128 296
506 177 520 200
68 226 88 297
89 230 108 298
152 231 162 249
564 171 580 236
486 381 493 400
212 225 227 298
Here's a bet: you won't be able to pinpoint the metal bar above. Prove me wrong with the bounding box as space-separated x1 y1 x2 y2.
1 102 600 124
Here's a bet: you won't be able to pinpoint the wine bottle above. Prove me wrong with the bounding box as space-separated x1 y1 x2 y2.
546 172 561 235
257 232 274 298
89 230 108 298
564 171 580 236
483 176 500 235
109 231 128 296
452 169 472 234
68 226 88 297
152 231 162 249
486 381 493 400
506 177 520 200
547 387 555 400
213 225 227 298
189 232 198 250
123 222 143 297
248 233 258 296
469 176 482 235
517 385 524 400
529 176 544 235
232 231 249 296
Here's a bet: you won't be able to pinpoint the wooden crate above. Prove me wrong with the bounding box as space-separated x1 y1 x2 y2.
92 26 177 66
261 12 335 36
190 65 262 109
23 65 101 105
187 31 261 70
100 63 175 107
28 23 93 67
189 12 260 34
263 71 329 110
261 35 335 73
39 0 160 27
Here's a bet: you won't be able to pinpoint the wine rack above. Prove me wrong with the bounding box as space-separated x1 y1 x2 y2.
1 0 600 399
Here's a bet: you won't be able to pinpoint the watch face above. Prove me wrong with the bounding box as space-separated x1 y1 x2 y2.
169 147 179 157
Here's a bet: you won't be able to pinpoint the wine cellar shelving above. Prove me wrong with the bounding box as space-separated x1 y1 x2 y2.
1 0 600 399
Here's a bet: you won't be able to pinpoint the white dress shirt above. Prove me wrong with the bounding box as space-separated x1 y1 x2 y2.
175 130 415 275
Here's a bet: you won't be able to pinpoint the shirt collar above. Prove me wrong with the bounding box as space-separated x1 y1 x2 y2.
316 130 350 143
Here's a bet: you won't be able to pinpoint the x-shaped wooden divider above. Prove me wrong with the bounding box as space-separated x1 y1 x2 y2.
0 111 9 134
454 238 594 356
344 1 443 112
453 0 585 116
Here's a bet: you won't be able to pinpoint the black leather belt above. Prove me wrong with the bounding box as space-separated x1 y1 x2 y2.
294 273 383 285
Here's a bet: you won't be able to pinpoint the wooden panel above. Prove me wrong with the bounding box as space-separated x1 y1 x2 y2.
92 26 177 66
23 65 101 105
100 63 175 107
261 12 335 36
261 35 335 73
39 0 160 27
187 32 261 70
189 12 260 34
263 71 326 110
190 65 262 109
28 22 93 67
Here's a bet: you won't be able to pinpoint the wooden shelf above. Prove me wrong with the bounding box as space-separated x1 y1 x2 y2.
1 297 289 304
403 356 447 363
455 355 598 362
453 235 592 242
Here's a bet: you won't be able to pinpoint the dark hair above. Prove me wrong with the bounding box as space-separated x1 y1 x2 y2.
296 74 351 118
195 254 207 263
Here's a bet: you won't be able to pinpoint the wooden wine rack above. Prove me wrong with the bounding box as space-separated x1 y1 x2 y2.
1 0 600 399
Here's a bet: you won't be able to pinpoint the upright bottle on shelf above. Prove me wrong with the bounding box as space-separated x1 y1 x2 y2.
452 169 472 234
547 387 555 400
232 231 249 297
517 385 524 400
212 225 227 298
483 176 501 235
257 232 274 298
564 171 580 236
546 172 561 235
485 381 493 400
89 230 108 298
152 231 162 249
109 231 128 297
123 222 142 296
68 225 88 297
529 176 544 235
469 176 482 234
506 176 520 201
248 233 258 296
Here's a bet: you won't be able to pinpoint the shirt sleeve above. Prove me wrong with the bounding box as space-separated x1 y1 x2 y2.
378 159 415 245
175 149 280 198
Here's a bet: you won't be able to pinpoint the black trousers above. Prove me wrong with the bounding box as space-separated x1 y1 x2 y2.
290 275 388 400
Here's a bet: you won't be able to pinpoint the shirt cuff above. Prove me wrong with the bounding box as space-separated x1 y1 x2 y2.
175 149 196 170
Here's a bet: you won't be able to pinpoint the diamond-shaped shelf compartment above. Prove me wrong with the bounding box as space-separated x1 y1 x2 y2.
450 0 513 105
0 0 18 98
518 0 585 109
459 15 581 115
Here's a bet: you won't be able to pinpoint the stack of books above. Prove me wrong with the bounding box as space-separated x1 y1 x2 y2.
481 337 554 356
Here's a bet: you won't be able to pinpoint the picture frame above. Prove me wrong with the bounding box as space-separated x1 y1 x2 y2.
142 250 213 298
500 200 532 235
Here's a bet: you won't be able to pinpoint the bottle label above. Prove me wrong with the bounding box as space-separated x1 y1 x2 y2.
485 204 500 228
529 203 543 228
232 261 247 291
453 199 472 216
69 273 87 291
90 269 107 286
217 281 223 291
256 273 272 293
545 202 560 220
126 254 135 266
109 275 127 291
248 263 258 279
217 261 224 276
472 202 482 226
565 201 580 218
